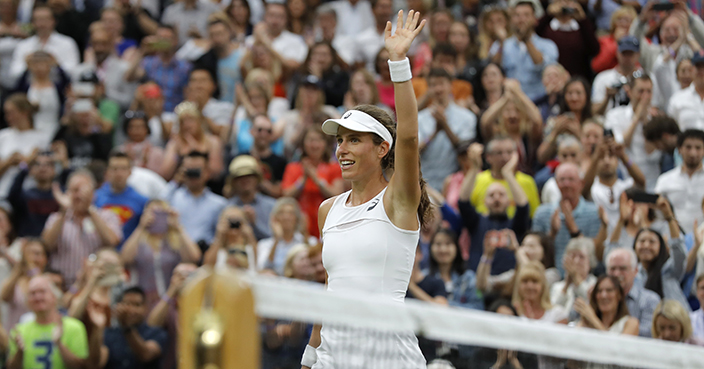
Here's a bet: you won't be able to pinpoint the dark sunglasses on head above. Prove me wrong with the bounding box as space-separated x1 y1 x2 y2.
257 127 272 133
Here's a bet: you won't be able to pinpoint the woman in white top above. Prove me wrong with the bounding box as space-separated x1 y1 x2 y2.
574 275 639 369
0 93 49 198
575 275 638 334
550 238 597 314
302 11 429 369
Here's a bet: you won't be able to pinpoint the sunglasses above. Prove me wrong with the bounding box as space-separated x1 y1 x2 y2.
124 110 146 120
256 127 272 134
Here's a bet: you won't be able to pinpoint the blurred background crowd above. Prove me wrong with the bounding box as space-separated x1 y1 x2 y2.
0 0 703 367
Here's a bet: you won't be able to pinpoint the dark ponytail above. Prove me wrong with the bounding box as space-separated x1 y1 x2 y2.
352 104 434 227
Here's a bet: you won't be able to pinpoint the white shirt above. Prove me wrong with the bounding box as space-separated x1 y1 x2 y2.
127 166 168 199
591 177 634 233
203 98 234 127
604 105 662 192
591 68 625 114
27 85 60 140
0 128 49 197
245 30 308 64
330 0 375 38
654 165 704 234
148 112 178 147
549 18 579 31
9 32 80 84
668 84 704 131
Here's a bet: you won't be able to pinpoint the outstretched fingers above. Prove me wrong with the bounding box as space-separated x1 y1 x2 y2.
404 10 414 30
384 20 392 39
396 10 404 32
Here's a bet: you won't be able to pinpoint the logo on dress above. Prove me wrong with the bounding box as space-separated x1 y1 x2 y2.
343 112 352 119
367 198 379 211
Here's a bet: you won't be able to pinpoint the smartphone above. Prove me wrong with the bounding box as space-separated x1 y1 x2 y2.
652 2 674 11
631 192 659 204
603 128 614 138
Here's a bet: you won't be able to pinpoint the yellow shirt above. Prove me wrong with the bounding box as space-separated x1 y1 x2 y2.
470 170 540 218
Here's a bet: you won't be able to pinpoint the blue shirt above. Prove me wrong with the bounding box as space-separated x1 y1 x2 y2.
229 193 276 240
104 323 168 369
218 48 244 103
94 184 148 248
142 56 192 112
162 183 227 244
498 34 559 101
429 270 484 310
235 118 285 157
626 283 661 337
418 102 477 191
531 197 601 274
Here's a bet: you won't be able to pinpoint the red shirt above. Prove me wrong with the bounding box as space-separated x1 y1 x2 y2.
282 161 342 238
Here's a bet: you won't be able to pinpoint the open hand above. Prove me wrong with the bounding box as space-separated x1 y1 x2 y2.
52 182 71 210
384 10 426 61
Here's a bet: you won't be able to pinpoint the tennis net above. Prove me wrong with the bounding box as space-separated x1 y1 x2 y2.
248 274 704 369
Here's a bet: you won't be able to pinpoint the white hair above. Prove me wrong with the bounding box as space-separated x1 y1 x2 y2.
605 247 638 271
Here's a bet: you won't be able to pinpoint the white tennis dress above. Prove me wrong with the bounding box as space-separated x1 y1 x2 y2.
312 187 426 369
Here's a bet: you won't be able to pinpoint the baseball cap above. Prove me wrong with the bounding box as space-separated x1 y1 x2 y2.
322 110 393 147
229 155 262 179
692 51 704 65
618 36 640 53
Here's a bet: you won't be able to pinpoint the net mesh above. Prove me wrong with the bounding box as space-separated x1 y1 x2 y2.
249 275 704 369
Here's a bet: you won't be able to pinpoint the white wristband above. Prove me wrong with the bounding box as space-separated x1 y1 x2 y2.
387 57 412 83
301 344 318 367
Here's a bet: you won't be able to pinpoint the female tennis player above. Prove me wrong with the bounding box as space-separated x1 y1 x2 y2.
301 10 430 369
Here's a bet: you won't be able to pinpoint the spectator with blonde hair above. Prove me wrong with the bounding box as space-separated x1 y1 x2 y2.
591 6 638 74
653 299 702 345
120 199 201 308
283 244 313 280
258 197 313 275
512 261 567 323
160 101 224 180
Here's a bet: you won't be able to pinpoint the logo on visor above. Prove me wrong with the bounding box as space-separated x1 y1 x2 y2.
343 112 352 119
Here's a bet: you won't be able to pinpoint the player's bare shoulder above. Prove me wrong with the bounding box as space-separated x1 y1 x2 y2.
318 195 339 231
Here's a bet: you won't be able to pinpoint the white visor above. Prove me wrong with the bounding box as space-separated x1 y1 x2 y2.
321 110 393 147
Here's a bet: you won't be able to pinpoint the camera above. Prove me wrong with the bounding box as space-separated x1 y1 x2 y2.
610 76 628 90
561 7 576 15
229 219 242 229
185 168 202 178
603 128 614 138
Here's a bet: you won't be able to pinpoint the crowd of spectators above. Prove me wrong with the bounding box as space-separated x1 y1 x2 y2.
0 0 703 367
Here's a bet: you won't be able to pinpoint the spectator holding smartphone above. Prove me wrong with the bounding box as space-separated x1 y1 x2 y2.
203 205 258 270
121 200 201 308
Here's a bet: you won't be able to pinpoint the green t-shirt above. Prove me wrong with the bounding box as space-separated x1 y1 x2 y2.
9 316 89 369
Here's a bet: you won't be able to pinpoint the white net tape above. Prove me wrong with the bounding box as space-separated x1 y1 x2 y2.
249 275 704 369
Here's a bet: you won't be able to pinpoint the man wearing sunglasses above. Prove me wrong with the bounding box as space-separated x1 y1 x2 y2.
243 115 287 198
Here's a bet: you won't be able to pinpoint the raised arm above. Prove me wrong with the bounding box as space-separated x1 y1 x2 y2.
384 10 427 230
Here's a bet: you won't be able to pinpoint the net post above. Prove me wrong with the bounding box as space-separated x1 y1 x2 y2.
178 268 260 369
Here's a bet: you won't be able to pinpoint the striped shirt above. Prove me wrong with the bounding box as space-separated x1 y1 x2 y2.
141 56 192 112
45 209 123 289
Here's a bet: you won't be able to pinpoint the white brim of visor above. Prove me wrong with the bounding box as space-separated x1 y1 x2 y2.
321 110 393 148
